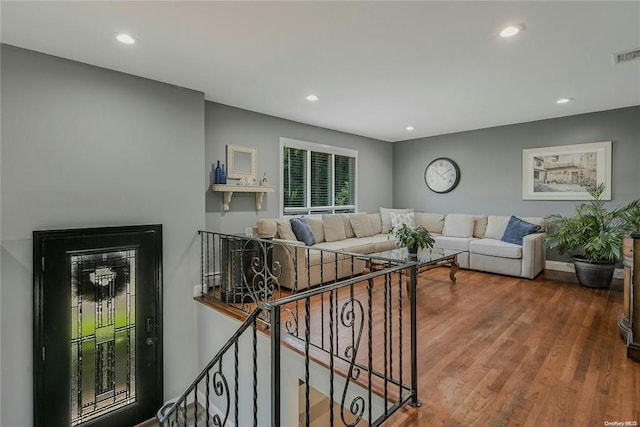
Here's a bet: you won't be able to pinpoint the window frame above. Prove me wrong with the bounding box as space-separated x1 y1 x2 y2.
279 137 358 217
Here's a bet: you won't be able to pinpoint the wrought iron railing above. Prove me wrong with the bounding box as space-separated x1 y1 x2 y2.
158 231 421 426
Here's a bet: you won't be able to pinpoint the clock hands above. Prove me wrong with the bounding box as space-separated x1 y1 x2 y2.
434 168 454 180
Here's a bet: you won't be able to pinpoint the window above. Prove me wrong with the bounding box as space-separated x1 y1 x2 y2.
280 138 357 216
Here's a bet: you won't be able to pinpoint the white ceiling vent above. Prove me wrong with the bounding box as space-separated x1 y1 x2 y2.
613 48 640 64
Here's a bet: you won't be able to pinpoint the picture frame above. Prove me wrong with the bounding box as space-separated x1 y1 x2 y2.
522 141 612 200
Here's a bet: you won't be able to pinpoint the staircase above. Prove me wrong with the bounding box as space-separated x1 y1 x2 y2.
154 231 421 426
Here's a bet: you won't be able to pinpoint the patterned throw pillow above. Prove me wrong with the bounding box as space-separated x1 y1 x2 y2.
389 211 415 230
380 208 414 233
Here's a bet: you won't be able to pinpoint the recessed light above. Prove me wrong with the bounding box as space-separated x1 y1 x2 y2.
500 25 524 38
406 126 415 131
305 94 319 102
556 98 573 104
116 33 136 45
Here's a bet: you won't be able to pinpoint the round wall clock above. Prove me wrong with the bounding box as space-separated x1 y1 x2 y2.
424 157 460 193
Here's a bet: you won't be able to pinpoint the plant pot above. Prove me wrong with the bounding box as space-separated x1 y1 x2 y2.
572 256 616 289
408 245 419 255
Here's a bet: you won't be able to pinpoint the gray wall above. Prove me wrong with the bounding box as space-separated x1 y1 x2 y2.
393 106 640 215
204 102 394 232
393 106 640 261
1 45 205 425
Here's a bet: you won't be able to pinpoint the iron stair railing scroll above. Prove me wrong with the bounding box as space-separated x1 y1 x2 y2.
162 231 421 426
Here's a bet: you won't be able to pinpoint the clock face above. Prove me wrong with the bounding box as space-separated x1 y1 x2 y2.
424 158 460 193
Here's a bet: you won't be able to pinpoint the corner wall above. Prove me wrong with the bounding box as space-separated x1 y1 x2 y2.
0 45 205 425
392 106 640 260
204 102 394 233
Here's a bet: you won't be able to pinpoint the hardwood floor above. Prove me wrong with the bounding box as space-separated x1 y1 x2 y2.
378 268 640 427
199 267 640 426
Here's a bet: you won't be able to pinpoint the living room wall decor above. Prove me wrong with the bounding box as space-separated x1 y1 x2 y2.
522 141 612 200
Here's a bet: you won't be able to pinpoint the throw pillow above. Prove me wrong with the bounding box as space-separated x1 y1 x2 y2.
341 214 356 238
349 213 375 238
501 216 542 245
380 207 414 233
367 213 383 234
276 219 297 241
389 211 415 230
306 217 325 243
443 214 475 238
484 216 512 240
322 214 347 242
473 216 488 238
290 217 316 246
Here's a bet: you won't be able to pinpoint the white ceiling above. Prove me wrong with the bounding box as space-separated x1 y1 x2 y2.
1 1 639 142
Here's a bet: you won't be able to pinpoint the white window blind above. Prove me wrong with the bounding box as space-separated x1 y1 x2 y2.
280 138 357 216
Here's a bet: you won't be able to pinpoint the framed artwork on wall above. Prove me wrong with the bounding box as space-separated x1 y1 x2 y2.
522 141 612 200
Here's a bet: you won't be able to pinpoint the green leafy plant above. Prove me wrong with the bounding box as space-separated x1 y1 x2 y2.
389 223 435 253
545 183 640 263
335 181 351 206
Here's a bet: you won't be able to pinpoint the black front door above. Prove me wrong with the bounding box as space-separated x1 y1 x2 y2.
34 225 163 427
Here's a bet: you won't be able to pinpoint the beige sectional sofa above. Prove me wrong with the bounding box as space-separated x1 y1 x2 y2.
255 210 546 290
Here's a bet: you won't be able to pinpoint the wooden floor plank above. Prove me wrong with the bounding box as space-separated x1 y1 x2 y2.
379 268 640 426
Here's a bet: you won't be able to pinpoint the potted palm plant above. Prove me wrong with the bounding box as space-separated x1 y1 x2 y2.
545 183 640 288
390 223 435 255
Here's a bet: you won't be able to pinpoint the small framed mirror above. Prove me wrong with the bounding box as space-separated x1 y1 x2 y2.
226 145 257 180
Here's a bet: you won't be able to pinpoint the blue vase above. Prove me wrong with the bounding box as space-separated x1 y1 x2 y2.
214 161 221 184
210 163 216 185
220 164 227 184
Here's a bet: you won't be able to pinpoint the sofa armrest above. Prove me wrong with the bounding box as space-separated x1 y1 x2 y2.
521 232 546 279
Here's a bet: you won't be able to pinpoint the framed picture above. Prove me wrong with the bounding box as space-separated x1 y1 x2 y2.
522 141 612 200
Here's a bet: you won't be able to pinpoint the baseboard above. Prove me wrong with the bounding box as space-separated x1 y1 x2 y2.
545 260 624 279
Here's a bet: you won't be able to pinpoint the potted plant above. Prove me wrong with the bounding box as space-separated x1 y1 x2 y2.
390 223 435 255
545 183 640 288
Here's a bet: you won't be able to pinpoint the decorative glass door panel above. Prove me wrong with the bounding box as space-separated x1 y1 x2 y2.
70 250 137 426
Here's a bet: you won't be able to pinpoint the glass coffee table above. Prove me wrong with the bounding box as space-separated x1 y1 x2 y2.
365 247 462 297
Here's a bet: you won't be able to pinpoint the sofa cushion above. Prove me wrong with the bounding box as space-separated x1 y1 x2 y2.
307 218 325 243
501 216 542 245
469 238 522 259
257 219 277 237
367 213 383 234
414 212 445 234
276 219 297 241
484 216 511 240
389 211 415 230
341 238 377 254
290 217 316 246
434 236 475 251
443 214 475 238
380 208 414 233
349 213 375 238
298 246 343 267
341 214 356 238
323 214 347 242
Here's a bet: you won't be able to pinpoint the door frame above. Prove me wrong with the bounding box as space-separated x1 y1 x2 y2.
33 224 163 427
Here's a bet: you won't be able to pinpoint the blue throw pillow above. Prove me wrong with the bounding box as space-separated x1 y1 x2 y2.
500 216 541 245
290 217 316 246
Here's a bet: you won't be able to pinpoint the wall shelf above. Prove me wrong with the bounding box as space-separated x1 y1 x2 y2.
211 184 275 211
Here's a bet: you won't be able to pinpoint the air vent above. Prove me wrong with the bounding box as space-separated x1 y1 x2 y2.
613 48 640 64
